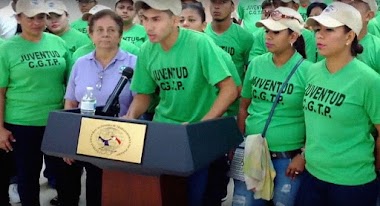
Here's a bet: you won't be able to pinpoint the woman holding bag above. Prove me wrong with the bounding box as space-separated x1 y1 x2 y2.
234 7 311 206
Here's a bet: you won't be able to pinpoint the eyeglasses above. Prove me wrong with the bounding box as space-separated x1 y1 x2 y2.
263 9 274 19
270 10 301 23
96 70 103 91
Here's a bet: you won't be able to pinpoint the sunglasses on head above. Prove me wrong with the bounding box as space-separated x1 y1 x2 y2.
270 10 301 23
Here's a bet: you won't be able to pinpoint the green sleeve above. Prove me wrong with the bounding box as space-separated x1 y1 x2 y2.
0 44 9 88
237 3 244 20
63 44 73 84
368 20 380 36
364 75 380 124
302 29 317 63
249 29 266 62
130 48 156 94
223 53 242 86
120 40 140 56
199 38 231 86
241 60 255 98
243 33 254 66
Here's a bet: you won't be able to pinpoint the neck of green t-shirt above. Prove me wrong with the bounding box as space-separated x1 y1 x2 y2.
325 54 354 74
211 18 232 34
273 49 296 67
123 21 134 31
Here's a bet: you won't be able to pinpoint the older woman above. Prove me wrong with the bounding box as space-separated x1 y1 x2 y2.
56 9 137 206
0 0 71 205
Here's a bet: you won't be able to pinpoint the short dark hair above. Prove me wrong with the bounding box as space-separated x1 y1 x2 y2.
115 0 133 8
306 2 327 17
182 3 206 22
261 0 280 9
88 9 124 36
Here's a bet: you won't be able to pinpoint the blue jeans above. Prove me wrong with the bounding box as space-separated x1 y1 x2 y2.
187 167 208 206
0 124 45 206
232 158 303 206
295 170 378 206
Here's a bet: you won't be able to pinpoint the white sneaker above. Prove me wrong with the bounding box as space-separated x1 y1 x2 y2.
8 184 20 203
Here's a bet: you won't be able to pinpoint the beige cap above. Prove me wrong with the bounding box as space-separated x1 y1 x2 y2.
306 2 362 36
281 0 300 4
361 0 378 13
16 0 49 17
115 0 133 6
82 5 112 21
134 0 182 16
256 7 304 34
46 0 67 15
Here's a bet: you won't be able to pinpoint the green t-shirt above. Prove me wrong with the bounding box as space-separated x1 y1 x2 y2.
217 47 242 116
122 24 148 48
298 5 308 21
60 28 91 54
242 52 310 151
205 23 254 81
0 38 4 44
72 40 140 63
357 33 380 74
237 0 265 33
70 18 88 34
130 28 232 124
249 28 317 63
0 33 71 126
368 16 380 37
304 58 380 185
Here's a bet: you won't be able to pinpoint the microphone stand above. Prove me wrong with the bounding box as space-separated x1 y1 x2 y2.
101 99 120 117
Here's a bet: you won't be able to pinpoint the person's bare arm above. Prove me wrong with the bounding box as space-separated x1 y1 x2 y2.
237 97 250 135
202 77 238 121
64 99 79 109
0 88 14 152
124 94 152 119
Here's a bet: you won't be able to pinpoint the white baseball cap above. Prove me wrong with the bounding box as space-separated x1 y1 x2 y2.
256 7 304 34
281 0 300 4
360 0 378 13
16 0 49 17
115 0 134 6
46 0 68 15
134 0 182 16
306 2 362 36
82 5 112 21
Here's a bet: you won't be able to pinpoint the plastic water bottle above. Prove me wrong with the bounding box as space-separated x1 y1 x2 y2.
80 87 96 115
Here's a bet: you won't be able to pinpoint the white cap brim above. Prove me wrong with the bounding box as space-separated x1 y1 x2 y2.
21 9 49 17
306 15 344 29
256 19 288 31
48 9 65 15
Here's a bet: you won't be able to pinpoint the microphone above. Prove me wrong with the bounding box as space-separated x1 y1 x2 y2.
101 67 134 116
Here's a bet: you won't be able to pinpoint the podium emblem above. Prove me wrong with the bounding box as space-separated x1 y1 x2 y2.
77 118 147 163
91 125 131 156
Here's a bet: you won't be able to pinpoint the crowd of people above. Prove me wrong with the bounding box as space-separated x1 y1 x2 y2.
0 0 380 206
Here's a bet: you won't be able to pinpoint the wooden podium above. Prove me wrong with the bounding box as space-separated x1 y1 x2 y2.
41 109 243 206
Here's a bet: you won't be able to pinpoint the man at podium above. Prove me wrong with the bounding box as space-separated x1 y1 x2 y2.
124 0 239 205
